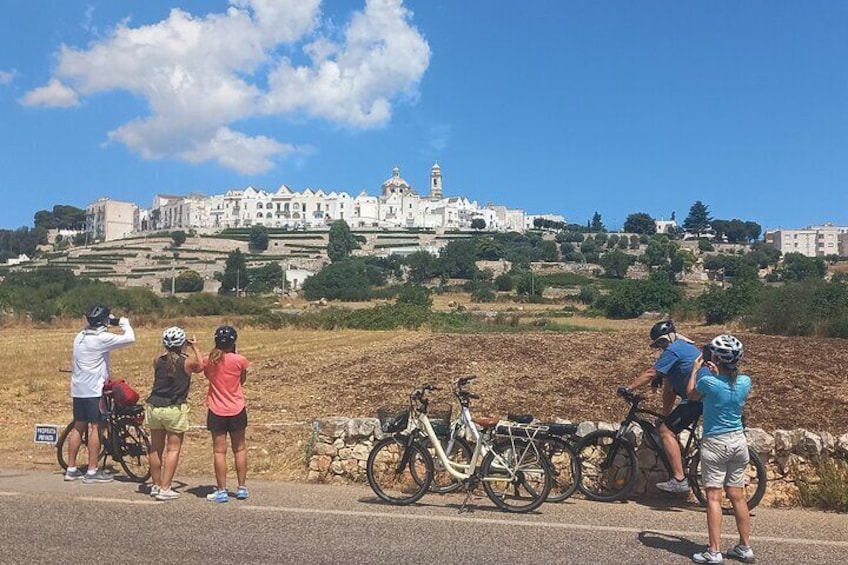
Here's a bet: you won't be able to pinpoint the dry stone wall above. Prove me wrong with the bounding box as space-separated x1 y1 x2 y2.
307 416 848 506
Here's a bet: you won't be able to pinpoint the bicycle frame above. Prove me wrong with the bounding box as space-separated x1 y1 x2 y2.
610 398 701 478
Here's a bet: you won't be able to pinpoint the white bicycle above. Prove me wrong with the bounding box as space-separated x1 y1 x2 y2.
366 383 554 513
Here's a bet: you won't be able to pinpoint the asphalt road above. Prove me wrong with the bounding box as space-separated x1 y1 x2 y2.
1 468 846 565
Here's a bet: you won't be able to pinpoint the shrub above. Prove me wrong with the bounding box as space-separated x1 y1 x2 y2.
396 284 433 307
698 238 714 252
579 285 599 305
171 231 187 247
302 258 371 301
494 273 514 291
161 270 204 293
796 458 848 512
470 282 496 303
600 275 683 319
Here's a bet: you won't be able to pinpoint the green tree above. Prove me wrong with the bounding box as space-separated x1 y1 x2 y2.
302 258 370 301
683 201 712 237
601 273 683 318
590 212 605 232
171 230 187 247
471 218 487 231
327 220 364 262
33 205 86 231
779 253 826 281
623 213 657 235
249 225 269 251
698 238 714 252
745 221 762 242
406 250 438 283
599 249 634 279
246 262 283 294
396 284 433 307
161 270 204 293
515 271 545 298
475 237 504 260
724 219 750 244
216 249 247 295
494 273 514 291
438 239 478 279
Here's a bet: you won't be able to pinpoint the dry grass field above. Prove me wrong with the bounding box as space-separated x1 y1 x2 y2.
4 313 847 484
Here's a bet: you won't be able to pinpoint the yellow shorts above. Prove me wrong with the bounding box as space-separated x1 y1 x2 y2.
145 403 190 433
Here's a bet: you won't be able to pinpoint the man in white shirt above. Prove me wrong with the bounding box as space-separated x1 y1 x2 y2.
64 305 136 483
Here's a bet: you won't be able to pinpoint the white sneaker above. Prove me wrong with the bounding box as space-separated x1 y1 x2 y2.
656 477 690 493
726 545 755 563
150 485 160 497
155 488 181 501
693 549 723 563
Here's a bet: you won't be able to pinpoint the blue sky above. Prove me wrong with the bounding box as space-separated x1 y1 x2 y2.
1 1 847 232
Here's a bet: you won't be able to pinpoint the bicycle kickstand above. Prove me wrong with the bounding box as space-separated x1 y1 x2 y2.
458 476 480 514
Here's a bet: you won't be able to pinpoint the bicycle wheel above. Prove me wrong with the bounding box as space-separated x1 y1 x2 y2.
421 435 473 494
576 430 638 502
366 436 433 505
480 438 552 513
115 422 152 482
56 423 106 472
688 447 767 511
543 436 581 503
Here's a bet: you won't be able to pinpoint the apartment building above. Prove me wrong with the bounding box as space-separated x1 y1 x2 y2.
86 198 137 242
764 223 848 257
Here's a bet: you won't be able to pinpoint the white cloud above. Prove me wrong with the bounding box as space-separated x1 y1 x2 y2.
20 79 79 107
22 0 430 173
0 70 14 85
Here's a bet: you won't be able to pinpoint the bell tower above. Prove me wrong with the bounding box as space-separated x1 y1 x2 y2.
429 162 443 200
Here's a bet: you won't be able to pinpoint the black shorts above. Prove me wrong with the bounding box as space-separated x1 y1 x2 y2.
73 397 108 423
664 402 702 434
207 408 248 433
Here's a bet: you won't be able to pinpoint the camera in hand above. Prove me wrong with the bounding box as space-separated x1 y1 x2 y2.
108 315 121 326
701 345 712 362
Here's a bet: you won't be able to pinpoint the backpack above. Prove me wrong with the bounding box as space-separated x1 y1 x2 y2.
105 379 140 407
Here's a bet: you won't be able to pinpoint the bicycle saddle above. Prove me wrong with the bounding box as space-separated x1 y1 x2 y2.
472 416 499 429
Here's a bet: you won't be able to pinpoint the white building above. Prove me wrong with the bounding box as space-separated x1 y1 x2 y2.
765 223 848 257
655 219 677 235
86 198 137 241
135 163 531 234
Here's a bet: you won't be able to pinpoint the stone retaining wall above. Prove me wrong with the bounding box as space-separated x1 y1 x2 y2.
307 417 848 506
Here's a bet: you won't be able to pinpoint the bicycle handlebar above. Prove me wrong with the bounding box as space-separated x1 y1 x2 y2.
616 386 644 404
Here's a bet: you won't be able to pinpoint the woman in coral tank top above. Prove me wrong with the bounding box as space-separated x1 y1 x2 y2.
203 325 250 503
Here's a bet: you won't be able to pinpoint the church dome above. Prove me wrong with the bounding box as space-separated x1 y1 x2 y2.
381 166 412 196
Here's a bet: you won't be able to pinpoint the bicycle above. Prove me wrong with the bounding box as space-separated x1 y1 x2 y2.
576 388 766 511
367 383 554 513
56 391 152 482
426 377 581 503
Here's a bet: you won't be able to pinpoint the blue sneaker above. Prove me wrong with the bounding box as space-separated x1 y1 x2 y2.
82 469 114 484
236 486 249 500
206 489 229 503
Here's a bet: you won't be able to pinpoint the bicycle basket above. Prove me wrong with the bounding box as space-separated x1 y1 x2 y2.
377 406 409 433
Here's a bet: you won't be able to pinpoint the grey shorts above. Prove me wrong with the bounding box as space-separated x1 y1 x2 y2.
700 431 749 489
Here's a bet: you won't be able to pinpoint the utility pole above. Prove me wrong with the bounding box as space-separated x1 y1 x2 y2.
236 269 240 298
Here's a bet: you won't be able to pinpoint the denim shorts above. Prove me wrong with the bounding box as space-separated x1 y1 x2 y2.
700 431 749 489
73 397 107 423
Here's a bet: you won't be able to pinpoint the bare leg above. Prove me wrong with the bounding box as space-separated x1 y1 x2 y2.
658 423 684 480
212 431 229 491
726 485 752 547
67 422 86 469
231 427 247 487
87 422 104 471
149 428 165 488
160 431 184 490
705 488 724 552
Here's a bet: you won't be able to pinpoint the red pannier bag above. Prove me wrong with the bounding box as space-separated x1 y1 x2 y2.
104 379 140 406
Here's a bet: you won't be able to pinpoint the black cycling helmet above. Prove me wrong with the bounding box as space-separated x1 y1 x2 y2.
214 325 238 349
86 305 111 327
649 319 676 346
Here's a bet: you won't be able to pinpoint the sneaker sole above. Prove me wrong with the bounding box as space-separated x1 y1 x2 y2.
82 478 114 484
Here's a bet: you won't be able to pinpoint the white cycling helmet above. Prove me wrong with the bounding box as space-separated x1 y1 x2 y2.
162 326 187 349
707 334 744 366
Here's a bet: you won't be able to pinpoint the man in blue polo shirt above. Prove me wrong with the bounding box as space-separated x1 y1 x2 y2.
623 319 704 494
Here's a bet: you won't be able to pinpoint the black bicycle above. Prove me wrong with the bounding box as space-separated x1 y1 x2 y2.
56 393 151 482
576 388 766 511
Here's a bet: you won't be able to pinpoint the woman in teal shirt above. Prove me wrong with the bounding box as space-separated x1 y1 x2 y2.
686 334 755 564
